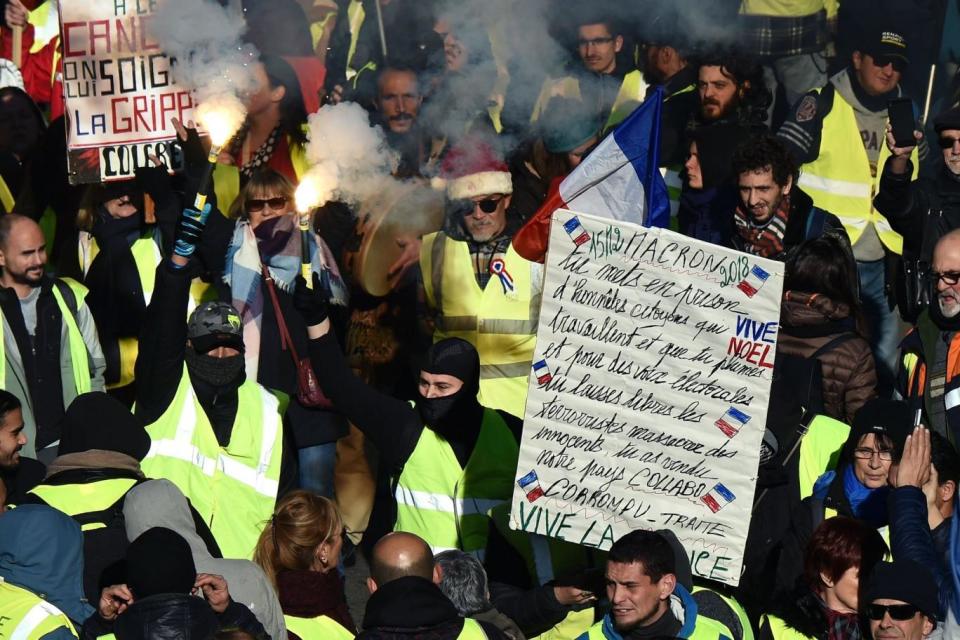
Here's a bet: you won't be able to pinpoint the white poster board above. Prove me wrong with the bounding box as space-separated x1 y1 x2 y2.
60 0 190 183
510 210 784 586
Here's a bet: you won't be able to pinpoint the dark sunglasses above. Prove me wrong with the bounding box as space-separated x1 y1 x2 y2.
458 197 502 215
246 196 287 213
939 136 960 149
871 55 907 73
866 604 920 621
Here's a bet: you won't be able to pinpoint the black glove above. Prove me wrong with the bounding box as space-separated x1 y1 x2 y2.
180 124 209 179
134 164 174 209
173 203 212 259
293 273 329 326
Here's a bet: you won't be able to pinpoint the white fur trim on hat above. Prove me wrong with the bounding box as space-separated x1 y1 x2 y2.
446 171 513 200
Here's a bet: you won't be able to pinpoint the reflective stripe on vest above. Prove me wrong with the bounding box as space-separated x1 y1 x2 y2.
796 88 918 254
0 581 79 640
28 478 138 531
760 615 815 640
797 415 850 500
141 366 283 559
283 614 354 640
420 232 539 418
605 70 648 130
394 410 519 555
0 281 92 393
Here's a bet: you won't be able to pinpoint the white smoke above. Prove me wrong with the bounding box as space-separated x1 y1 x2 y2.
149 0 258 146
295 102 399 212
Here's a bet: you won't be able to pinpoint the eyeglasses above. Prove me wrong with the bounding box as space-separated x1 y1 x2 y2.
246 196 287 212
929 270 960 285
578 37 615 48
459 197 503 215
871 55 907 73
866 604 921 621
853 447 894 461
938 136 960 149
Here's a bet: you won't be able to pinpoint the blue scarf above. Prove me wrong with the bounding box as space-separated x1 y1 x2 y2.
812 465 889 527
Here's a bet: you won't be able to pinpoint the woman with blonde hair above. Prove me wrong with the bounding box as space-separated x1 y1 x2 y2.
254 490 355 639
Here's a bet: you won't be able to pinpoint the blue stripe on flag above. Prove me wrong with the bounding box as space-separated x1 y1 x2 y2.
714 483 736 502
611 87 669 229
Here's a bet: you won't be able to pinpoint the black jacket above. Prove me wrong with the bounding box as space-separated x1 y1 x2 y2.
82 593 266 640
134 260 297 499
729 187 849 261
358 576 506 640
874 158 960 263
758 586 834 640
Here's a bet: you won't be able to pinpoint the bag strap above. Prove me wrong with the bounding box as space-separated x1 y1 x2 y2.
261 264 302 365
809 332 857 359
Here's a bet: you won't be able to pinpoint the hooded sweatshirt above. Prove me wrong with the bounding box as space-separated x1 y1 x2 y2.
122 479 286 640
0 504 95 625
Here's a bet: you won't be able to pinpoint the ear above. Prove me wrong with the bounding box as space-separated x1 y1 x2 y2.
614 35 623 53
738 80 750 98
783 174 793 196
658 573 677 600
366 577 378 594
502 194 512 210
0 249 6 268
432 563 443 586
819 571 835 588
941 480 957 503
659 46 674 64
923 616 934 636
852 51 863 71
270 84 287 104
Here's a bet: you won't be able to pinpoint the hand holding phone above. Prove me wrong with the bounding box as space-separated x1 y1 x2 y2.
888 98 919 148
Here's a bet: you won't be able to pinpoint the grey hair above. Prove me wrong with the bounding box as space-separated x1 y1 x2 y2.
435 550 490 616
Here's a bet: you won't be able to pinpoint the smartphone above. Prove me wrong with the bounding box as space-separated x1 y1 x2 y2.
888 98 917 148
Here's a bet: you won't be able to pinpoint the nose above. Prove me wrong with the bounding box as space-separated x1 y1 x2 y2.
423 386 439 399
748 191 761 207
868 453 882 469
17 432 26 446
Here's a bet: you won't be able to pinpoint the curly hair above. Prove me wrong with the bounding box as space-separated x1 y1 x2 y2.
731 133 798 188
698 50 771 125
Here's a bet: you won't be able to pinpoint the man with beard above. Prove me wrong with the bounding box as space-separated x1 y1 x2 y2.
0 214 105 464
900 229 960 447
134 203 293 560
696 52 772 128
375 64 435 178
0 390 40 508
293 268 521 557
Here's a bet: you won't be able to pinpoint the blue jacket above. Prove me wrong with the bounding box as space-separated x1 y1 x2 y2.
575 584 712 640
889 486 954 619
0 504 95 631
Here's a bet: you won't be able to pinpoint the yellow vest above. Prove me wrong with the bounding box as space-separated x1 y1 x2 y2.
27 478 139 532
394 410 519 557
0 174 14 213
0 279 92 394
212 135 311 216
283 614 354 640
530 71 647 130
140 367 284 559
759 615 814 640
582 611 732 640
692 587 754 640
797 88 919 254
420 232 540 418
0 580 78 640
797 415 850 500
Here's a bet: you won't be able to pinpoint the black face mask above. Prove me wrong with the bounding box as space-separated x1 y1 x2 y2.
418 394 460 428
185 347 245 387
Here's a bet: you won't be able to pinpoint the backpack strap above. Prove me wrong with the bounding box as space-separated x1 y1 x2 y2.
804 206 826 240
809 332 857 359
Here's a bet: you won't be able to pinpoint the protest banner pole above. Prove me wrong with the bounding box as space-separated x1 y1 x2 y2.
922 64 936 125
11 25 22 68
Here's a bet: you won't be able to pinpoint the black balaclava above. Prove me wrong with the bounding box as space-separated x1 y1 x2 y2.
126 527 197 598
417 338 482 439
185 345 245 388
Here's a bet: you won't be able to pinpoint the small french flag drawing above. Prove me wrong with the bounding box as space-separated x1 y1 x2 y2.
701 483 736 514
517 470 545 503
736 265 770 298
714 407 751 439
563 216 591 247
532 359 552 385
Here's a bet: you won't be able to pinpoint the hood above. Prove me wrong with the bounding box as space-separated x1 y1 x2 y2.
781 291 853 327
114 593 219 640
123 480 286 640
0 504 95 623
598 584 697 639
362 576 461 631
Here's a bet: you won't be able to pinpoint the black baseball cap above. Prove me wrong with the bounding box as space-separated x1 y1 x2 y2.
857 27 909 68
186 302 244 354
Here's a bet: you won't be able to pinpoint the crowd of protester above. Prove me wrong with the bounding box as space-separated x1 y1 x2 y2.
1 0 960 638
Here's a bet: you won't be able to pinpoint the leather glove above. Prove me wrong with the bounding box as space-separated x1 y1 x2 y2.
293 273 329 325
173 203 212 258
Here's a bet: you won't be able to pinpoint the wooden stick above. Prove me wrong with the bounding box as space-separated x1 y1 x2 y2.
922 64 936 126
11 25 23 69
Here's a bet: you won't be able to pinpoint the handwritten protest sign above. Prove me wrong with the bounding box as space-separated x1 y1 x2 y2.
61 0 190 184
510 210 784 586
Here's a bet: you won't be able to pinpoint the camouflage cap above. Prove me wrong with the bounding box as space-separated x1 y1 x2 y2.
187 301 244 354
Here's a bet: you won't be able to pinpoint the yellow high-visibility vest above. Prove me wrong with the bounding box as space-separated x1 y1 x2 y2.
759 615 815 640
394 410 519 557
283 614 354 640
797 415 850 499
582 609 734 640
0 174 14 213
420 232 540 419
0 580 78 640
605 70 648 130
797 87 918 255
27 478 139 532
140 366 283 559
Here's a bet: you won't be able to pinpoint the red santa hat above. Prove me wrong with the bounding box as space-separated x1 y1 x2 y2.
433 139 512 200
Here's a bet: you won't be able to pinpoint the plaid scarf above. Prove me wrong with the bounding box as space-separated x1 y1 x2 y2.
825 607 862 640
734 194 791 258
223 215 348 380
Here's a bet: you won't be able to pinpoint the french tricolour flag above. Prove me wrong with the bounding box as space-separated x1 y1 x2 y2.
715 407 751 439
512 88 670 262
532 359 553 385
517 470 545 503
737 265 770 298
701 483 736 514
